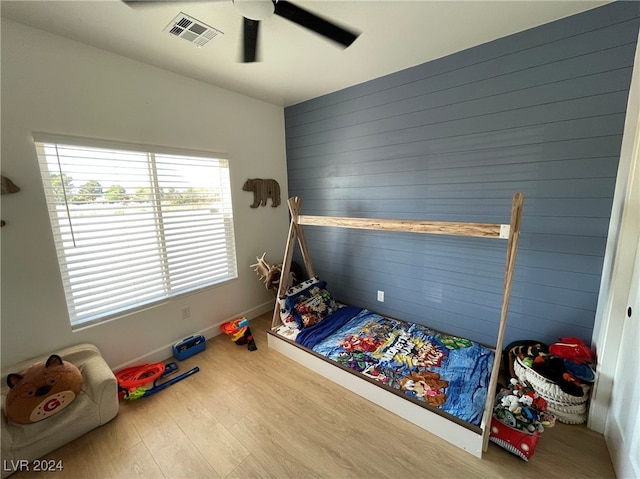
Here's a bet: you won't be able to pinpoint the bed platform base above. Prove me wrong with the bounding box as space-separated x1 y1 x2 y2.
267 330 486 457
269 193 525 458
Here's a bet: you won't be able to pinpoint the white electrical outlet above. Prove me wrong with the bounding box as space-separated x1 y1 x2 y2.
377 290 384 302
181 307 191 320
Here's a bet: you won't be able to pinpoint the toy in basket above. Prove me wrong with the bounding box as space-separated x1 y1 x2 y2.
514 357 591 424
489 378 555 461
509 337 595 425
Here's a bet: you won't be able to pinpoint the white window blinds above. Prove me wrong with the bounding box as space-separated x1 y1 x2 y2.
34 134 237 329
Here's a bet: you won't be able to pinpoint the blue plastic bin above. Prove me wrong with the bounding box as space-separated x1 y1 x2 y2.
173 335 206 360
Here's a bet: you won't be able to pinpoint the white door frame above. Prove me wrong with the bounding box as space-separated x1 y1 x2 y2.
589 31 640 434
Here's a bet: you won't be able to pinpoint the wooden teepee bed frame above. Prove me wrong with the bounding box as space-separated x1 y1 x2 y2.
266 193 524 458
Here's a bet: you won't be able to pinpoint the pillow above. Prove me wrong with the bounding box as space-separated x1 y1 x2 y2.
5 354 83 424
285 277 320 297
278 298 298 330
278 277 320 329
285 280 338 329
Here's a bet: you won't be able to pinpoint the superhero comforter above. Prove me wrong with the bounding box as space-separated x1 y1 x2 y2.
296 307 494 426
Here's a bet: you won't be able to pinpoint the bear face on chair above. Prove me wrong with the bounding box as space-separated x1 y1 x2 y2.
5 354 83 424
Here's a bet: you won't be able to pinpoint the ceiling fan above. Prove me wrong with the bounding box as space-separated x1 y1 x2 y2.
123 0 360 63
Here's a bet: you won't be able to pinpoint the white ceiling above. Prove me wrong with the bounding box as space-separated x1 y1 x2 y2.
1 0 611 107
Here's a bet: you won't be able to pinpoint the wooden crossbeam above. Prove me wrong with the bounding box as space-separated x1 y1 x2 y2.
298 215 510 239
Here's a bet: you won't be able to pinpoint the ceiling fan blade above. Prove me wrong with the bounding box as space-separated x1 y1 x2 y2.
274 0 359 48
243 17 260 63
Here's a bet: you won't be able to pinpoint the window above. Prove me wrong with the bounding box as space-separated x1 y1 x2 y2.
34 133 237 329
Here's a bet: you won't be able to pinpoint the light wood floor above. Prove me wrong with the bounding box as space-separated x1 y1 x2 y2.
12 312 615 479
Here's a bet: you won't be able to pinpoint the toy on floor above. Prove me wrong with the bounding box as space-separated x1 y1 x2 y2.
116 362 199 400
173 335 206 361
220 317 257 351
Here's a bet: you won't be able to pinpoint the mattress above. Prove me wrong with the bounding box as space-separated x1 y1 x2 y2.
292 306 495 427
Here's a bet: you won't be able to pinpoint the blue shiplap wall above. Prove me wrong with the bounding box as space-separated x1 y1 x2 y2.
284 2 640 347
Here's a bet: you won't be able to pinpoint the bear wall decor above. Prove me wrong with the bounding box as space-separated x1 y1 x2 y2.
242 178 280 208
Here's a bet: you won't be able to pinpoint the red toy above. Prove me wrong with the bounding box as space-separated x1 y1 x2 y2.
220 318 257 351
549 337 595 363
489 417 540 461
116 362 199 400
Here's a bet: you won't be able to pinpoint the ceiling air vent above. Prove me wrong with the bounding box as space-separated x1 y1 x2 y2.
163 12 223 47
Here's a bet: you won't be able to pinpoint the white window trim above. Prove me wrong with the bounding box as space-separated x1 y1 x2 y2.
34 132 238 330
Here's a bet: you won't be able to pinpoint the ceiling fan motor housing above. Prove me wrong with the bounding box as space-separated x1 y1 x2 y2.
233 0 275 21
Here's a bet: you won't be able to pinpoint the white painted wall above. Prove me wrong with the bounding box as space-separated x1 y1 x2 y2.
0 19 289 369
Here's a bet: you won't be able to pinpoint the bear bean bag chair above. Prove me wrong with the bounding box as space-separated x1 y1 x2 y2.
1 344 119 479
5 354 83 424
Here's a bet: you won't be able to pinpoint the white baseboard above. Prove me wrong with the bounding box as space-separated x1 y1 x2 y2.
112 300 273 371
